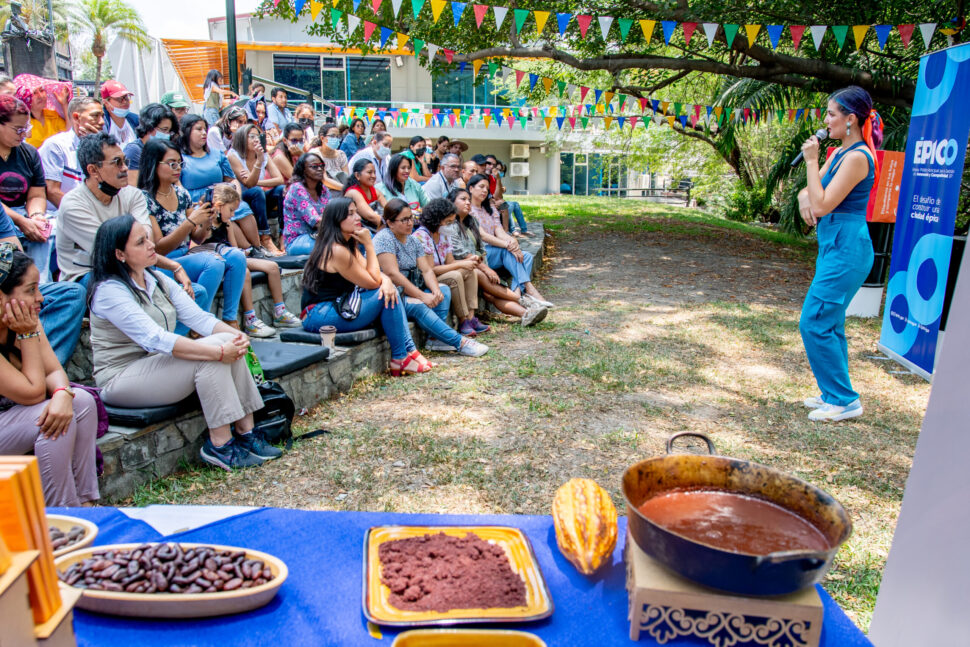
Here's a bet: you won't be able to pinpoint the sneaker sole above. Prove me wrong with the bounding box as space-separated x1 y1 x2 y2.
810 407 864 422
199 447 233 472
802 398 825 409
522 307 548 327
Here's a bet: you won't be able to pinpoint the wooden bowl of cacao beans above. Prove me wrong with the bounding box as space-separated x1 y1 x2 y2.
54 542 288 618
48 514 98 558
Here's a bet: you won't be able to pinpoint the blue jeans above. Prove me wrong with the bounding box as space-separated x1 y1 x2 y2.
484 245 534 292
404 285 462 349
203 107 220 127
302 288 415 359
505 201 527 234
168 248 226 313
167 246 247 322
287 233 316 256
39 282 87 366
242 187 270 235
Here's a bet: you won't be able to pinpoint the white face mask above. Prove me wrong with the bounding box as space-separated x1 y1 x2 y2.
377 145 391 159
440 222 458 237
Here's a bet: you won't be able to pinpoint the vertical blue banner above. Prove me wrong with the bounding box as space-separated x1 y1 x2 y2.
879 43 970 378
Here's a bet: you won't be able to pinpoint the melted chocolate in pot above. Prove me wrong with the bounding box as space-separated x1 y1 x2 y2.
638 490 830 555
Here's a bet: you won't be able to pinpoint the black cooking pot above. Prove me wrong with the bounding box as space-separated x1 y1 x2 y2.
622 433 852 596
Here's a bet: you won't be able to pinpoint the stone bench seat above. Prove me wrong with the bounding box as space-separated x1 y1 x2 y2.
279 328 379 346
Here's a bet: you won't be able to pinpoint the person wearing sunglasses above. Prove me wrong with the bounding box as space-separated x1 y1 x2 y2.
124 103 179 187
282 152 330 256
38 97 104 212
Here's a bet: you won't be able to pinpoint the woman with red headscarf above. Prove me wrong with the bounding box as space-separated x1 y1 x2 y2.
13 74 71 149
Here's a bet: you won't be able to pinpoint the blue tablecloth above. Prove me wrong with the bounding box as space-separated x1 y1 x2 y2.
48 507 873 647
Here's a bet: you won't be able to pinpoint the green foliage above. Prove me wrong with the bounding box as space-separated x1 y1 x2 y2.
724 180 779 223
69 0 150 87
0 0 69 41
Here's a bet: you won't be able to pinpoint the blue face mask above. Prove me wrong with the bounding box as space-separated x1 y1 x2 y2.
499 171 505 178
111 106 130 119
327 137 341 149
151 131 171 141
425 147 433 155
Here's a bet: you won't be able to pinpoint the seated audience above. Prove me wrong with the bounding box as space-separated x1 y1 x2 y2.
39 97 104 211
374 199 487 357
227 124 284 255
301 198 431 375
423 153 462 200
207 105 247 154
486 155 530 237
294 103 316 142
466 174 553 307
283 152 330 255
447 188 547 326
365 118 387 146
125 103 178 185
449 139 468 160
310 123 350 192
270 123 306 182
348 131 391 181
344 158 387 232
88 215 278 470
459 159 479 188
0 243 99 506
14 74 70 149
265 88 292 133
377 154 427 212
413 198 487 337
428 135 450 174
100 80 138 146
402 135 432 182
339 118 366 158
159 91 191 121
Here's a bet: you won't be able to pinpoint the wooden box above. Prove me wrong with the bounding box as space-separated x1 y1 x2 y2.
34 585 81 647
0 550 40 647
625 533 822 647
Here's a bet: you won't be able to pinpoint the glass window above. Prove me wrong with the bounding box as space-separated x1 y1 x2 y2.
273 55 321 98
433 67 474 110
347 57 390 105
559 153 574 194
321 57 346 103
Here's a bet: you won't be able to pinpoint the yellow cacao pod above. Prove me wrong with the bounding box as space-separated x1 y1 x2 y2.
552 478 618 575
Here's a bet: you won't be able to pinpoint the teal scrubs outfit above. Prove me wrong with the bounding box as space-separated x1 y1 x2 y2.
799 142 875 406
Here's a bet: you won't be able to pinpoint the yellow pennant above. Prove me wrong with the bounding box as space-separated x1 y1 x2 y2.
541 77 553 94
397 33 409 50
640 19 655 44
310 0 325 20
595 103 605 114
544 116 553 129
424 114 433 126
666 115 676 127
535 11 550 35
852 25 869 49
453 108 461 119
604 115 613 129
472 59 484 78
430 0 447 23
502 108 512 118
603 91 614 106
332 0 339 6
366 108 376 120
744 24 761 47
483 114 492 128
659 101 669 114
713 106 723 117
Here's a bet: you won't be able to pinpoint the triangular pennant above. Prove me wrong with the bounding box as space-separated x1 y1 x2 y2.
555 116 564 130
483 113 492 128
897 24 915 48
528 73 538 91
651 99 660 113
617 116 625 129
557 13 572 35
919 23 936 49
673 101 682 115
514 70 526 87
363 21 377 41
488 61 498 77
640 19 656 44
371 0 382 13
347 13 361 34
544 116 552 129
442 48 454 63
379 26 393 47
629 116 638 129
744 24 761 47
659 100 669 114
366 108 376 120
579 86 590 102
661 20 676 44
702 22 718 47
795 108 805 122
472 59 484 78
396 32 409 49
666 115 676 127
618 18 633 41
576 15 593 38
766 25 783 49
809 25 827 50
598 16 614 41
851 25 869 49
789 25 806 50
411 0 426 19
451 1 466 26
535 10 550 35
604 116 613 129
580 116 589 129
723 24 740 48
473 3 488 27
682 22 698 46
391 0 403 17
514 8 529 33
330 8 343 30
518 115 527 129
568 117 576 129
541 77 553 94
426 42 439 61
873 25 892 50
493 6 508 30
295 0 307 14
430 0 447 23
352 0 361 12
310 0 325 20
557 80 567 97
639 97 648 111
413 38 425 56
831 25 848 49
460 112 469 127
593 89 603 103
603 91 614 106
678 115 688 128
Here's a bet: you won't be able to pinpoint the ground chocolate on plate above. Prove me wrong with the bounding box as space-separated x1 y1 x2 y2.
378 532 527 612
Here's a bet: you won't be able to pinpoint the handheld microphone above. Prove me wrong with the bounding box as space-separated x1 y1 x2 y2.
791 128 829 167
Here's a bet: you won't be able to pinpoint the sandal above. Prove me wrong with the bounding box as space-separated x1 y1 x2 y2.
389 350 434 376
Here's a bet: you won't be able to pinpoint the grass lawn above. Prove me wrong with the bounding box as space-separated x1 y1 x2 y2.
127 196 929 633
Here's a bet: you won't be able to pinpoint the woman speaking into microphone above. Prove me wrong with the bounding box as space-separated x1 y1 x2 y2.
796 86 882 422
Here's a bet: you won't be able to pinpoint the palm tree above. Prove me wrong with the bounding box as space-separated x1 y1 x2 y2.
69 0 149 88
0 0 69 41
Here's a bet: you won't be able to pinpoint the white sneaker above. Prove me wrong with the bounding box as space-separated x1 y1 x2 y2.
802 395 825 409
529 295 554 308
521 303 548 327
425 338 457 352
244 318 276 338
458 338 488 357
808 399 863 422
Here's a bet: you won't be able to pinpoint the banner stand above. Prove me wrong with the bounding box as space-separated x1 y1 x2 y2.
876 341 934 381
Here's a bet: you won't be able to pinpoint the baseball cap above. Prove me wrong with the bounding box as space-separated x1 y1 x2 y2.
471 153 489 165
160 91 191 108
100 80 133 100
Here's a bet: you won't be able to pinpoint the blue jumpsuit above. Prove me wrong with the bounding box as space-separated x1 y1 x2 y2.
799 142 875 406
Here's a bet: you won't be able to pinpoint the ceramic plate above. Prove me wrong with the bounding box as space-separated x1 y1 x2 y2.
391 629 547 646
47 514 98 558
54 542 287 618
364 525 553 626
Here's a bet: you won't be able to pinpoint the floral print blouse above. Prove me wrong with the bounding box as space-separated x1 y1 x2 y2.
412 226 452 266
143 185 194 253
283 181 330 246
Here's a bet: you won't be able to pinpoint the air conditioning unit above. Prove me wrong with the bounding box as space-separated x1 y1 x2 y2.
510 144 530 159
509 162 530 177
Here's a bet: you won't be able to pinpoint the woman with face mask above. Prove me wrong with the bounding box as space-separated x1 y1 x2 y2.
402 135 432 182
294 103 316 142
270 123 306 183
125 103 178 186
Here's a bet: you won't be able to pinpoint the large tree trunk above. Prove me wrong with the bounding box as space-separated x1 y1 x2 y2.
94 54 102 90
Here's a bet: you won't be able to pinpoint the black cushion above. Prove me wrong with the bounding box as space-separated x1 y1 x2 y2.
250 270 267 285
105 395 200 427
250 340 330 379
279 328 378 346
270 254 310 269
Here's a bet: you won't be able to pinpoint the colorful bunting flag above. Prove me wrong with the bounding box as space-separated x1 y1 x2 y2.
851 25 868 49
347 13 361 34
430 0 446 23
514 69 525 87
810 25 827 50
640 19 656 44
310 0 325 20
443 48 455 63
702 22 718 47
831 25 848 48
744 24 761 47
413 38 425 55
598 16 614 41
897 23 915 48
766 25 783 49
379 25 393 47
682 21 697 46
534 10 550 34
472 59 484 78
514 8 529 33
557 13 571 36
330 8 343 30
472 3 488 27
295 0 307 14
371 0 382 13
451 1 466 26
411 0 425 19
396 32 409 49
661 20 676 44
541 77 553 93
873 24 892 50
493 6 508 30
391 0 403 17
919 23 936 49
576 15 593 38
723 23 740 48
789 25 806 49
426 42 439 61
618 18 633 41
528 73 538 90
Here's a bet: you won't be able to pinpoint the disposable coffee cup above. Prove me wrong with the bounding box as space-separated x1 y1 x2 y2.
319 325 337 349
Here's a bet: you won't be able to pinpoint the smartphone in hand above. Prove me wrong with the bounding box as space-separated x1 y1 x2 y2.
201 188 214 205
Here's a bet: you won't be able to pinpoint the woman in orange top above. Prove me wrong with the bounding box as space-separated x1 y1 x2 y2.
13 74 70 149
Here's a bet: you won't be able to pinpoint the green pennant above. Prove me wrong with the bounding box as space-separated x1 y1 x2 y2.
460 113 469 126
488 61 498 78
330 8 342 30
513 8 529 34
580 116 589 129
776 109 785 123
412 0 426 20
831 25 849 49
723 24 740 48
557 81 567 97
723 107 732 124
673 101 682 116
618 18 634 42
413 38 425 56
618 94 627 111
519 115 528 128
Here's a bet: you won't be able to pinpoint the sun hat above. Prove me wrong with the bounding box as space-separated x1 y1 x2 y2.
449 139 469 152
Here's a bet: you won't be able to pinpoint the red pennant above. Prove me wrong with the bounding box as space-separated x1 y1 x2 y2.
473 4 488 27
694 104 701 119
372 0 382 12
897 24 915 48
682 22 698 46
579 86 590 102
639 97 648 111
532 107 539 117
363 21 377 40
515 70 526 87
744 108 750 121
568 117 576 129
442 48 454 63
789 25 806 50
629 116 638 128
576 15 593 38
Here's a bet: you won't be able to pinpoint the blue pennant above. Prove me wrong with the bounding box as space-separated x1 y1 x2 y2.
353 0 362 12
873 24 892 50
557 13 572 36
379 26 393 48
678 115 688 127
661 20 677 44
529 73 538 90
593 89 603 103
452 2 466 27
295 0 307 13
766 25 783 49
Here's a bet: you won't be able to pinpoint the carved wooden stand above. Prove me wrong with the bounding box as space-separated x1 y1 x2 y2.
625 534 822 647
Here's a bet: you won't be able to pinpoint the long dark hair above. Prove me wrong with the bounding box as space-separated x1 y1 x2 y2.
345 118 365 143
0 247 33 294
467 173 494 215
447 187 481 249
179 114 208 155
137 139 181 196
383 198 409 225
274 123 305 158
383 153 410 195
302 198 358 293
88 215 164 307
204 69 223 89
231 123 257 160
344 157 374 193
292 152 325 198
